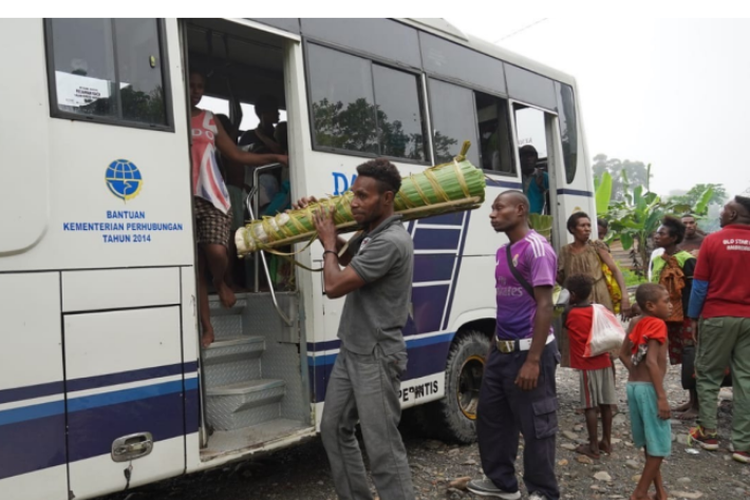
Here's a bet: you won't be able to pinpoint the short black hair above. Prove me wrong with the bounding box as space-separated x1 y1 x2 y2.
597 218 608 229
681 213 696 220
356 158 402 194
520 144 538 158
189 68 207 81
565 274 594 302
736 195 750 214
254 94 279 115
567 211 591 234
635 283 666 311
661 215 686 245
497 190 530 214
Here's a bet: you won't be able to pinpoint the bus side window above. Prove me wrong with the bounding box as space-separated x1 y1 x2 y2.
427 78 480 167
475 92 515 175
306 43 428 162
45 18 171 129
556 82 578 184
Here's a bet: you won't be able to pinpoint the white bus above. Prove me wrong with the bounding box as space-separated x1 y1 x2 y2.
0 18 595 500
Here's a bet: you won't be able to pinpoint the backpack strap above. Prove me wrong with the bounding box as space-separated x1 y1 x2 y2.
506 243 535 301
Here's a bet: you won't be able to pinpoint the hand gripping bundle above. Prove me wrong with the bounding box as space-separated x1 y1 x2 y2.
234 141 486 257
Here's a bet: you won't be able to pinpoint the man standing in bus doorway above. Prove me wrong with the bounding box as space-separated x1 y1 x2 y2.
520 145 549 215
296 158 415 500
468 191 560 500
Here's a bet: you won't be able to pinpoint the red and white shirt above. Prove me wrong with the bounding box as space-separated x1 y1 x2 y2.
191 110 231 214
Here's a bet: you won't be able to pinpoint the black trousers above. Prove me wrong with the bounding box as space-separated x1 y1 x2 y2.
477 339 560 500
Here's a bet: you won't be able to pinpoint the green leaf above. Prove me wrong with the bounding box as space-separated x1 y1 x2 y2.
596 171 612 216
694 186 715 215
620 232 634 249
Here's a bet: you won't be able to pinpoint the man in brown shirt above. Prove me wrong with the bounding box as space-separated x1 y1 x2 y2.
679 214 705 256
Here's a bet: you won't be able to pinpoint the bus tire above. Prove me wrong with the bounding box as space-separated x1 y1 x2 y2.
430 330 490 444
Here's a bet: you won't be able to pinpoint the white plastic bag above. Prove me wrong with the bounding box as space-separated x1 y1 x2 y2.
584 304 626 357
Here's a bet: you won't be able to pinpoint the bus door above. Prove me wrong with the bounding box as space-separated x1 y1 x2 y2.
510 101 567 250
181 18 315 465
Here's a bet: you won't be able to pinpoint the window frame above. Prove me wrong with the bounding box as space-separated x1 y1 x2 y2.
302 39 430 166
44 18 174 133
425 75 518 176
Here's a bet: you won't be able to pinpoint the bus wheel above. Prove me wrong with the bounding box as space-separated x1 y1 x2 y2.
433 330 490 444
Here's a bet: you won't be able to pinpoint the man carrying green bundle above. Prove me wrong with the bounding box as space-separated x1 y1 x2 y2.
294 158 415 500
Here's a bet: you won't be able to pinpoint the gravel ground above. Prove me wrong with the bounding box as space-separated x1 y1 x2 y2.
99 364 746 500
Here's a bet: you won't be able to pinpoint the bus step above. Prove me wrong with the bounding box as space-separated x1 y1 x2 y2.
209 297 247 341
202 336 265 389
206 379 286 431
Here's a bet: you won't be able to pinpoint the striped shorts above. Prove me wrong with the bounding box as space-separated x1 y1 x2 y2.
579 367 617 409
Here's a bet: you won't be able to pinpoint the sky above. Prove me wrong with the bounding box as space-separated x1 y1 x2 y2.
447 16 750 198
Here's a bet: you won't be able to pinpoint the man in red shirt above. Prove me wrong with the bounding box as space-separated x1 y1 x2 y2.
687 196 750 463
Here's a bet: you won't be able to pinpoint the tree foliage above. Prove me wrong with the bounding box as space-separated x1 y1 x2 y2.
592 154 652 202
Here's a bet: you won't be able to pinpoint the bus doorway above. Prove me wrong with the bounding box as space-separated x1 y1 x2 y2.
182 18 313 462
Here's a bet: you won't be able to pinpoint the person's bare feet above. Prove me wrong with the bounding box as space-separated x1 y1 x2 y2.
655 485 669 500
599 440 612 455
671 400 692 413
630 493 656 500
575 443 600 459
677 407 699 420
201 328 215 348
215 280 237 309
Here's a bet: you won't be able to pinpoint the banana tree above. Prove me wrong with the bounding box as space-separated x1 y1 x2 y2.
607 185 691 275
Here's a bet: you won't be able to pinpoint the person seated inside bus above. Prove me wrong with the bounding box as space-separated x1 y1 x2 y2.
239 94 285 154
189 69 288 347
214 113 249 291
520 145 549 214
274 121 288 154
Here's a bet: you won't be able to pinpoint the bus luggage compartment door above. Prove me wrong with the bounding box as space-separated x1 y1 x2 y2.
63 305 187 499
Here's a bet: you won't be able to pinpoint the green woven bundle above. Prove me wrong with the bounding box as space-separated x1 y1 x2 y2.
235 141 485 257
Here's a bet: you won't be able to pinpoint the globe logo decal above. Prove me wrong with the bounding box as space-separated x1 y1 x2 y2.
105 159 143 202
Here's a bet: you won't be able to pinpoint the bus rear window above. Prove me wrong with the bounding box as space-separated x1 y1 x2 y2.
46 18 170 129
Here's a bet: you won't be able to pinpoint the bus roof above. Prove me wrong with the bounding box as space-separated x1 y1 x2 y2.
399 18 578 88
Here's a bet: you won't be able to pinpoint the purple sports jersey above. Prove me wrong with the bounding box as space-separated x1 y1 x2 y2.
495 230 557 340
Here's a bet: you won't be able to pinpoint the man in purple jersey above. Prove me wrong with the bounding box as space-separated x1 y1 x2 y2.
468 191 560 500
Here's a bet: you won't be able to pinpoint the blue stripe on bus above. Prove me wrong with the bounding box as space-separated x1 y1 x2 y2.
0 381 65 405
306 339 340 353
442 211 471 330
0 382 198 480
556 188 594 197
67 391 188 463
485 178 523 189
0 413 66 481
422 212 465 225
67 362 193 392
0 361 199 406
413 228 461 251
0 378 199 426
414 254 455 282
0 400 66 426
308 335 455 403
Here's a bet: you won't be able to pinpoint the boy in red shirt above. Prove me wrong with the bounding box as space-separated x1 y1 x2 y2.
619 283 673 500
564 274 616 459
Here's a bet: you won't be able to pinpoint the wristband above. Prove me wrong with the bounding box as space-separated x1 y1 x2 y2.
323 249 338 258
